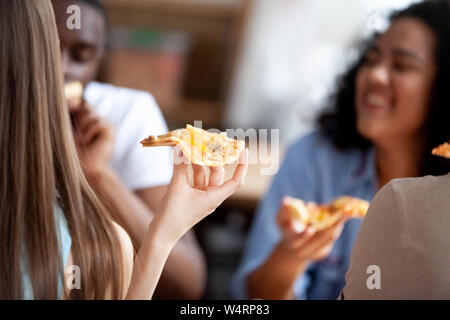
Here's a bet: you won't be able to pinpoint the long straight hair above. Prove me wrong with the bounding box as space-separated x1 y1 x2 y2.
0 0 123 299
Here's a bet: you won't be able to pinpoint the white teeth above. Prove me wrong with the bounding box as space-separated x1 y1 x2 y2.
366 95 388 107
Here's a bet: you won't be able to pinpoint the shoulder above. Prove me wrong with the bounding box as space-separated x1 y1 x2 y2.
111 221 134 259
111 221 134 297
368 173 450 229
382 173 450 223
385 174 447 210
388 174 445 195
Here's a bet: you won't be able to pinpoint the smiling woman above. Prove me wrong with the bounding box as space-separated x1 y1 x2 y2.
319 1 450 182
355 18 437 166
231 0 450 301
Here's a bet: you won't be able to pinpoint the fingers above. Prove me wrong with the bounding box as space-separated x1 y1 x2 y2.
233 148 249 184
67 98 82 113
277 197 300 234
278 202 348 262
172 147 188 182
71 99 90 121
215 148 248 199
81 118 102 143
309 216 346 245
282 226 316 250
295 217 347 260
299 232 337 261
276 198 317 249
72 101 107 144
208 166 225 186
192 164 207 187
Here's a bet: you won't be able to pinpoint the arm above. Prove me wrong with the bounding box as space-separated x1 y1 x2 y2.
232 135 352 300
230 142 312 300
232 137 345 300
247 199 347 300
339 182 403 300
125 149 248 299
72 101 206 299
91 172 207 299
136 187 206 299
247 242 308 300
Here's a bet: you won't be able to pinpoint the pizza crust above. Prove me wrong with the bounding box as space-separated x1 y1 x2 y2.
141 124 245 167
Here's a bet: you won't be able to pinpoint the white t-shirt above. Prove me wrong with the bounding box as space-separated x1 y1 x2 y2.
84 81 173 190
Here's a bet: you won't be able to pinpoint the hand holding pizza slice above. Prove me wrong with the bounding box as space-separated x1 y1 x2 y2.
284 196 369 232
275 196 368 264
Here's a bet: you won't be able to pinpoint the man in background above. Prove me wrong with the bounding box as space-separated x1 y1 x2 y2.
52 0 206 299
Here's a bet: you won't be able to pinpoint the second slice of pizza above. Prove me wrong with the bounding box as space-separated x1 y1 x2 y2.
285 196 369 232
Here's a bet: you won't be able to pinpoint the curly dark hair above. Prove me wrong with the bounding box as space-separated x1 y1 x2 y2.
318 0 450 176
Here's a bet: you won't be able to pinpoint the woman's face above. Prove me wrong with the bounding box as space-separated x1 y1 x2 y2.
355 18 437 145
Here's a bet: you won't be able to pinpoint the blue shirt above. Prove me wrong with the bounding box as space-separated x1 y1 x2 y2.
230 132 377 300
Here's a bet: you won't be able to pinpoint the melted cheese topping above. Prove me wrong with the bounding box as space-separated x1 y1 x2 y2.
178 125 244 166
286 196 369 231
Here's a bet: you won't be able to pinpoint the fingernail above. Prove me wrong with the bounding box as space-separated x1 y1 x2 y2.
293 221 305 233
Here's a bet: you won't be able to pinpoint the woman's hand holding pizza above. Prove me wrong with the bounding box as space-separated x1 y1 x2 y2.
276 197 349 264
154 147 249 243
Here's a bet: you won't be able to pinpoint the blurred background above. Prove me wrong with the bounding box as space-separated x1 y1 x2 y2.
99 0 419 299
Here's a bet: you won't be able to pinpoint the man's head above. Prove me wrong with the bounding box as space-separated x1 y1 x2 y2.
52 0 108 87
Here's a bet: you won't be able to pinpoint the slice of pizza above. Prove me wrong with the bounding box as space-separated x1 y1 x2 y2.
432 141 450 159
285 196 369 231
64 81 83 104
141 124 245 166
329 196 369 218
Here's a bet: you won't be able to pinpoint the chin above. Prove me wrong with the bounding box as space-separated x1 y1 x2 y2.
356 118 382 143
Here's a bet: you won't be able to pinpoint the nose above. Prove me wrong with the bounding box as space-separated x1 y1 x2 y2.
368 63 391 87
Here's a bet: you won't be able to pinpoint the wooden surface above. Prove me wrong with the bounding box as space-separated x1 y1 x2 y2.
101 0 251 130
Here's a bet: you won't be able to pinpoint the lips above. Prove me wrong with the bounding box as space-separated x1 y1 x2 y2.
361 93 393 113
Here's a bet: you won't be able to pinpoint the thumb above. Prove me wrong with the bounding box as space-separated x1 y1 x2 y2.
172 147 188 181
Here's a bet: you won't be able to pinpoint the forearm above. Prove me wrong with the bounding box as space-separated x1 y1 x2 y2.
88 167 206 298
125 214 177 300
247 243 307 300
153 232 206 299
